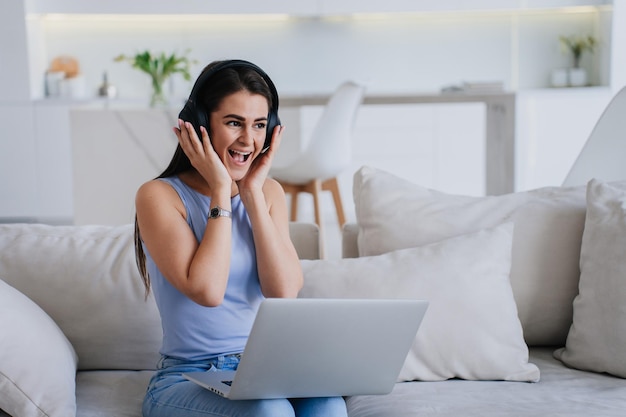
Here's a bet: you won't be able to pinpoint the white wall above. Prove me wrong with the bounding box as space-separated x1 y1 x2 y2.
0 0 31 101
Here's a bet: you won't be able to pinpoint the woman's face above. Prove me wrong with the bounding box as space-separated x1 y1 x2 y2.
209 90 269 181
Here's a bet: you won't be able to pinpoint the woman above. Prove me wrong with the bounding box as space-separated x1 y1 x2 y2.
134 60 348 417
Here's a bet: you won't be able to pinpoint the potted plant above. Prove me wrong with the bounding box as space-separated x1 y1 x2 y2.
559 34 596 87
114 49 196 106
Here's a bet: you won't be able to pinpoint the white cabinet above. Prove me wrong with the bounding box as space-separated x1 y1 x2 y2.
515 88 613 191
350 103 485 196
70 107 178 225
32 102 73 222
63 103 485 226
0 102 73 223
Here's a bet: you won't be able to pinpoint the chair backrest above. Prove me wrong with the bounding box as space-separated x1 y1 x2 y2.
562 86 626 187
273 81 365 184
305 81 365 179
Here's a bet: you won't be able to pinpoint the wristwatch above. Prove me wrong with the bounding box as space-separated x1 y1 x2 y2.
208 205 232 220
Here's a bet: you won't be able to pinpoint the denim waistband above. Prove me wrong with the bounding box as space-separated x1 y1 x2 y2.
158 353 242 372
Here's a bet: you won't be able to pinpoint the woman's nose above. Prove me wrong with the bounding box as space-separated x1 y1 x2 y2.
240 126 255 144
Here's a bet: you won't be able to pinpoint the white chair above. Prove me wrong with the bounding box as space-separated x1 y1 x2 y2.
271 81 365 231
563 86 626 186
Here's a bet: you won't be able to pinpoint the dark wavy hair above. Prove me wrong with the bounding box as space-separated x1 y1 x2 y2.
134 61 274 297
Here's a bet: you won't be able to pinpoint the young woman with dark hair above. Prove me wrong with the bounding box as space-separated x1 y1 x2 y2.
134 60 348 417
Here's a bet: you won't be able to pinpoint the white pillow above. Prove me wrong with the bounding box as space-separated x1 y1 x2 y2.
554 179 626 378
353 166 587 346
0 223 162 371
0 278 78 417
300 223 540 382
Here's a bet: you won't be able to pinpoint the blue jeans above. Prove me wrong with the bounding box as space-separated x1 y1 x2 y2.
143 354 348 417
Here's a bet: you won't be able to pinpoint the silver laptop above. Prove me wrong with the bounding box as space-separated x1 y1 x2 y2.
183 298 428 400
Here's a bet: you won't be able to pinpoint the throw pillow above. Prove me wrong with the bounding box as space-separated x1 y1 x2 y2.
0 223 162 371
353 165 587 346
554 179 626 378
0 278 78 417
300 223 540 382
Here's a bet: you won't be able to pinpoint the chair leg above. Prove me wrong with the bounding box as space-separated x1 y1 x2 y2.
277 182 301 222
277 178 345 229
310 179 323 229
289 189 299 222
275 178 331 258
322 177 346 227
310 179 325 259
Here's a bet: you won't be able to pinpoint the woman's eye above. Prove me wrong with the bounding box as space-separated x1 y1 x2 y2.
255 122 266 129
227 120 241 127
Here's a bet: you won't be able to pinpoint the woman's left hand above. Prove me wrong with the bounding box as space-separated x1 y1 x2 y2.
237 125 285 192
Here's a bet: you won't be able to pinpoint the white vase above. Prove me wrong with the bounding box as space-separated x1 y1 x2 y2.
568 68 587 87
550 68 569 88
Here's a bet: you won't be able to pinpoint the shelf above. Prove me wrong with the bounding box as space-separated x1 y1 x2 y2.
518 85 611 95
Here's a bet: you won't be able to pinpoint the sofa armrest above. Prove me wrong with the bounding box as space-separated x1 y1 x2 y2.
342 223 359 259
289 222 321 260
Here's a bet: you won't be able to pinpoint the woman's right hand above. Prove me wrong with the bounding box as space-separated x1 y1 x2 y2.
173 119 232 190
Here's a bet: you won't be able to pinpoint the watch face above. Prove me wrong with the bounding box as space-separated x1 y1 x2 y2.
210 207 219 218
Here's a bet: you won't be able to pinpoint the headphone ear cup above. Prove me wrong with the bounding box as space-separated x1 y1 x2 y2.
265 110 281 150
194 109 209 142
178 102 205 141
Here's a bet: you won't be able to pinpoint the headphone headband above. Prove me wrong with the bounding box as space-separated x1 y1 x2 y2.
186 60 279 110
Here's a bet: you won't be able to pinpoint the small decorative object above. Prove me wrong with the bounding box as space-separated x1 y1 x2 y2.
550 68 569 88
46 55 86 98
114 49 196 107
97 72 117 99
568 67 588 87
559 34 596 87
45 71 65 97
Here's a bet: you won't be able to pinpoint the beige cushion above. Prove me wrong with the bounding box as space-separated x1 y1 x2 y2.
0 223 162 371
300 223 540 382
353 166 587 346
0 279 78 417
554 179 626 378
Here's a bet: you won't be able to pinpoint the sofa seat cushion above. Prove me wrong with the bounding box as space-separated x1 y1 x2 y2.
346 348 626 417
353 166 587 346
75 370 153 417
71 350 626 417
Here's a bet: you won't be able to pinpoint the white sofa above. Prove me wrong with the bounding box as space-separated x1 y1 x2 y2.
2 166 626 417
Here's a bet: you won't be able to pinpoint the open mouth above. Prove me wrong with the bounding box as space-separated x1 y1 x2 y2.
228 149 252 163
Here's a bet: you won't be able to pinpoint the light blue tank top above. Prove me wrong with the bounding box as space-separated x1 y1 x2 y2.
144 176 264 360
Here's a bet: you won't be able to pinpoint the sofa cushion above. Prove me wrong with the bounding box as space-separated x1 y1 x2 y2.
353 166 587 346
0 223 162 371
0 278 78 417
346 348 626 417
554 179 626 378
75 370 153 417
300 222 540 382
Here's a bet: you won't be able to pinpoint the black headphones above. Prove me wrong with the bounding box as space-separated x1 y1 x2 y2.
178 59 280 152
